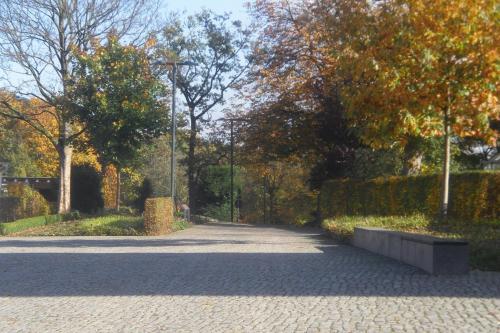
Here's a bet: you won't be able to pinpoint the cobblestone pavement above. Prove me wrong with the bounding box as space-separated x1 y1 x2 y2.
0 223 499 332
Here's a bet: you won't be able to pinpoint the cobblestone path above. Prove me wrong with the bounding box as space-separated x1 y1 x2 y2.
0 223 499 332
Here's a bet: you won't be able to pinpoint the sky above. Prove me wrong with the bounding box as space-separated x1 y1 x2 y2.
161 0 253 124
0 0 253 127
164 0 250 24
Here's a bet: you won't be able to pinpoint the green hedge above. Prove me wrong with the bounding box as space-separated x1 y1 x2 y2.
0 214 62 235
6 184 51 222
320 172 500 221
0 197 20 222
144 197 173 235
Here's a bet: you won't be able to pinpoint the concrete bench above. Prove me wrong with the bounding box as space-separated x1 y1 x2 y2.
353 227 469 275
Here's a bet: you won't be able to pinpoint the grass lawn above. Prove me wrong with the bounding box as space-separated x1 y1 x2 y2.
5 214 191 237
322 214 500 271
0 215 58 235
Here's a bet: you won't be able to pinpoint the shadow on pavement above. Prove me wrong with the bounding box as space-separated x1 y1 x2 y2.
0 223 498 298
1 251 499 298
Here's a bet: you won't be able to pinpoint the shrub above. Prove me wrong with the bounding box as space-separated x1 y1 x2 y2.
71 164 104 214
62 210 81 221
0 197 20 222
44 214 62 225
277 189 318 225
203 202 233 222
321 171 500 221
133 178 153 213
144 197 173 235
7 183 50 220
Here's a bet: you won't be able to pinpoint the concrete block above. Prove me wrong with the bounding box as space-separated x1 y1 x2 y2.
353 227 469 275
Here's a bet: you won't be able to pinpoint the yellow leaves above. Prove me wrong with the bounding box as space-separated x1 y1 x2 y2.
102 165 118 209
145 37 157 49
339 0 500 148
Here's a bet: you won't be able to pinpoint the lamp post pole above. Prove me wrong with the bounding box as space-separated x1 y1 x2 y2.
216 117 247 223
170 63 177 202
230 119 234 223
156 60 196 204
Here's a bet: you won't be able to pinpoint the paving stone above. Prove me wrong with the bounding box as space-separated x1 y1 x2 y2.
0 223 498 332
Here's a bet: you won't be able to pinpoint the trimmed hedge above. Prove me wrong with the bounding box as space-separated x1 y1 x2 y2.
320 172 500 221
0 197 20 222
71 164 104 214
144 197 174 235
0 214 62 235
2 184 51 222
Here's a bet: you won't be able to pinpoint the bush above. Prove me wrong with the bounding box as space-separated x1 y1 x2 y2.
62 210 81 221
203 202 233 222
133 178 153 213
44 214 62 225
71 164 104 214
320 171 500 221
7 183 50 221
144 197 173 235
0 197 20 222
0 214 61 235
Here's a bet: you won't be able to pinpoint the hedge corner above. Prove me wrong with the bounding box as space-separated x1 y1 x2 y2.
144 197 174 236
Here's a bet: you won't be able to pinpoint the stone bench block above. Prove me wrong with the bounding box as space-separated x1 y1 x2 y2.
353 227 469 275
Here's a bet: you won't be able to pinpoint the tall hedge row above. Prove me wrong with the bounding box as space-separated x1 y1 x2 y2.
320 172 500 221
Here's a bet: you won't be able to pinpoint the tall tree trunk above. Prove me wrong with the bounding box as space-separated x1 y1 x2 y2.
116 167 121 212
441 105 451 219
188 112 197 213
57 143 72 214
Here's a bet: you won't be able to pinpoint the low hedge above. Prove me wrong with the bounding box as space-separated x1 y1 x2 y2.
0 214 62 235
320 171 500 221
144 197 174 235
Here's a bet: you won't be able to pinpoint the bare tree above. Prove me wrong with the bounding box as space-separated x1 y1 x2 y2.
0 0 157 213
157 9 251 212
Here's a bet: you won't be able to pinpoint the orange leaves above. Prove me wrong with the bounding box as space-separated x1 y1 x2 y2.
340 0 499 148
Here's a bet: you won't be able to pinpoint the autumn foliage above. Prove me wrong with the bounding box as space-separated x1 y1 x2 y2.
340 0 499 148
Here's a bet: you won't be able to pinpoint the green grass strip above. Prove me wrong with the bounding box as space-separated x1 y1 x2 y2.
0 214 61 235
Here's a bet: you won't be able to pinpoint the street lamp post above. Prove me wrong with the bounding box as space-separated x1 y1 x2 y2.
170 63 178 203
217 117 247 223
156 60 197 204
